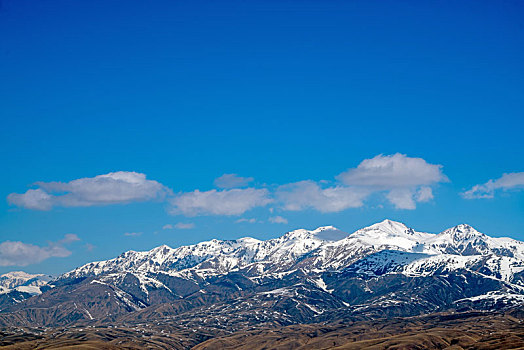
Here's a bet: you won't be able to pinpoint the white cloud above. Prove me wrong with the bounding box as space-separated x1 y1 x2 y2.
276 180 368 213
462 172 524 199
0 234 80 267
335 154 447 210
169 188 271 216
337 153 448 188
269 216 288 224
214 174 254 189
274 155 447 212
8 171 171 210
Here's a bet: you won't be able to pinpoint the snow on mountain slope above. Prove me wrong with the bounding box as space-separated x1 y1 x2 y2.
347 250 524 284
345 250 433 276
63 239 243 278
253 226 345 263
305 220 438 270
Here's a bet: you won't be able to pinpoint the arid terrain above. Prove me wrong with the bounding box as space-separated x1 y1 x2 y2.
1 310 524 349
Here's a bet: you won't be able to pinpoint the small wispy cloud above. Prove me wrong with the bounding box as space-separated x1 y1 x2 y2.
0 234 80 266
269 216 288 224
163 223 195 229
124 232 142 237
214 174 254 189
84 243 95 252
175 223 195 229
462 172 524 199
235 218 257 224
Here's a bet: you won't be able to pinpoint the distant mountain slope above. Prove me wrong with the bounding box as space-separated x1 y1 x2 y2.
0 272 52 310
0 271 52 294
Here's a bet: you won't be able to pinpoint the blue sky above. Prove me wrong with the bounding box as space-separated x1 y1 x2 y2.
1 0 523 275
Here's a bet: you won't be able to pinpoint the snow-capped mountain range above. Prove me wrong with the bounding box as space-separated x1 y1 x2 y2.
2 220 524 328
62 219 524 283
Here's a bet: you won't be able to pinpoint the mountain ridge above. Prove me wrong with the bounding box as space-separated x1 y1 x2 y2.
58 219 524 280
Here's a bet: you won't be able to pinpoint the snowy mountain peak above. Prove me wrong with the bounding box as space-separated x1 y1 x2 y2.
440 224 485 242
156 244 173 249
351 219 419 240
343 220 430 252
363 219 410 234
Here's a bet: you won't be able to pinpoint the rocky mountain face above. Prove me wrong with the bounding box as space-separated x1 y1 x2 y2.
1 220 524 334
